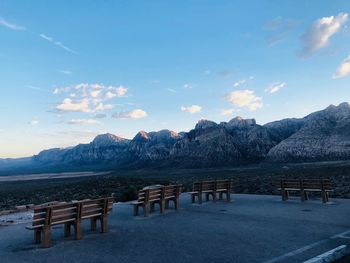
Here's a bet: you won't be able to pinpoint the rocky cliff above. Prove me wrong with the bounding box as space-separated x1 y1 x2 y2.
16 102 350 170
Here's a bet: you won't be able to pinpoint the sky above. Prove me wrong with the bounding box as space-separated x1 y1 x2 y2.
0 0 350 158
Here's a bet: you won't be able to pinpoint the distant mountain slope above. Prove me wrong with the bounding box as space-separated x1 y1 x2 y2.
2 102 350 173
266 103 350 162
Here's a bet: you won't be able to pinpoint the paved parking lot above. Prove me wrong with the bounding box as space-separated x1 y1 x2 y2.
1 194 350 263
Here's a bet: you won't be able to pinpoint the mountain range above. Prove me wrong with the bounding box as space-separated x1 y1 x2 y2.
1 102 350 173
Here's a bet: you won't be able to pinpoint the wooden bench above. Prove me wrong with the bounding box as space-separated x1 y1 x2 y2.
279 179 333 203
132 187 162 217
162 185 182 211
26 197 113 248
132 185 182 216
215 180 232 202
190 180 232 204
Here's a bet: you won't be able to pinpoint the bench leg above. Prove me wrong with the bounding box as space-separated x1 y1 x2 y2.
226 191 231 202
101 216 108 233
191 194 195 203
219 192 223 200
198 193 202 205
301 190 305 202
160 200 165 213
213 192 217 203
205 193 210 202
133 205 139 216
322 191 327 203
90 218 97 231
175 198 180 210
42 226 51 248
74 220 82 240
64 223 71 237
34 229 42 244
144 203 150 217
165 200 169 209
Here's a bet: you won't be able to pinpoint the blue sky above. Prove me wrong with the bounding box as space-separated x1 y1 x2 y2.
0 1 350 158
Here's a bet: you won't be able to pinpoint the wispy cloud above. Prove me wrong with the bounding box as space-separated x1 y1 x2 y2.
40 33 77 54
221 108 240 116
183 83 195 89
225 90 263 111
233 76 254 88
299 12 348 57
59 70 72 75
67 119 99 125
29 119 39 126
93 113 107 119
167 88 177 93
218 70 234 78
333 55 350 79
0 17 25 31
26 85 48 92
234 79 246 87
263 16 299 46
203 69 211 75
181 105 202 114
265 82 286 94
112 109 148 119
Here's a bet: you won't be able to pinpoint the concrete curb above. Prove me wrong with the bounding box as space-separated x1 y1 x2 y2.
303 245 347 263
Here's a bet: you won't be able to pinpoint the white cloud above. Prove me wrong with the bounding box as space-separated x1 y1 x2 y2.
203 70 211 75
54 83 127 99
167 88 177 93
0 17 25 31
29 119 39 125
233 79 246 87
300 12 348 57
225 90 263 111
59 70 72 75
333 55 350 79
181 105 202 114
93 102 113 112
265 82 286 94
93 113 107 119
90 89 102 98
56 98 90 113
67 119 99 125
183 83 195 89
105 86 128 99
54 84 130 113
40 33 77 54
221 108 240 116
112 109 148 119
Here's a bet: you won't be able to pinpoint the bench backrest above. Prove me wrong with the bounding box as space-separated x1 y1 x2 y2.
192 180 232 192
50 203 79 226
192 182 201 192
281 179 332 190
281 179 301 189
302 179 332 190
148 187 162 202
163 185 182 198
81 197 113 220
216 180 232 191
201 181 215 191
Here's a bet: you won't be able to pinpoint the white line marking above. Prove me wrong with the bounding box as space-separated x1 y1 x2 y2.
331 230 350 239
262 229 350 263
262 239 328 263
